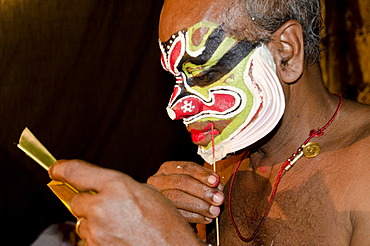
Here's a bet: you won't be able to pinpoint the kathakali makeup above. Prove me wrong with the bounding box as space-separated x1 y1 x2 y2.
159 21 285 163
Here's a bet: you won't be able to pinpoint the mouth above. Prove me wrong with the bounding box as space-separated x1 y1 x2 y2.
189 123 220 143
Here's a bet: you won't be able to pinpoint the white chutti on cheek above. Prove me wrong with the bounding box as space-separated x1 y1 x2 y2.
198 45 285 163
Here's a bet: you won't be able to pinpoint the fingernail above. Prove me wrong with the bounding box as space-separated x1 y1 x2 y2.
212 192 224 204
209 205 220 216
205 217 213 222
217 182 224 191
207 175 218 186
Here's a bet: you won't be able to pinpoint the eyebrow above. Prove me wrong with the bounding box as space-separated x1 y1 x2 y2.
216 40 258 72
180 25 258 68
183 40 259 87
181 41 259 87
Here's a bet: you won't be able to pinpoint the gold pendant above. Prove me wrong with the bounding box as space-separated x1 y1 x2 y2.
302 142 321 158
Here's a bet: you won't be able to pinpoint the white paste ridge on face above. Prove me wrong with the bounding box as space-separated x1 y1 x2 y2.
198 45 285 163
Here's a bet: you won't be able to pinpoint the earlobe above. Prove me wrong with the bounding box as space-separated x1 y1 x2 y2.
268 20 304 84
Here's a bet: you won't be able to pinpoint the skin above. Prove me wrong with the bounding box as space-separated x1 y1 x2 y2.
49 0 370 245
49 160 205 246
149 0 370 245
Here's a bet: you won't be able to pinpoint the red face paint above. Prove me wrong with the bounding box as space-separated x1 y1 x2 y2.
160 32 185 76
169 92 237 120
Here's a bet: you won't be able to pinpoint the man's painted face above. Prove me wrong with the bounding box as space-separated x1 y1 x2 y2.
159 21 285 163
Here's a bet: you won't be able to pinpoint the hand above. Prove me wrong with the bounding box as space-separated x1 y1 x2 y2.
147 161 224 224
49 159 203 246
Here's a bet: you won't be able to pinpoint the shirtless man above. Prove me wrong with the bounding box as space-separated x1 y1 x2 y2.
49 0 370 245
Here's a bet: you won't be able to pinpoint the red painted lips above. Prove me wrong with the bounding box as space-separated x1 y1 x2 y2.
189 123 220 142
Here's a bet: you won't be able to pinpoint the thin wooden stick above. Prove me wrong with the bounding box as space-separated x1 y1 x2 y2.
213 161 220 246
211 123 220 246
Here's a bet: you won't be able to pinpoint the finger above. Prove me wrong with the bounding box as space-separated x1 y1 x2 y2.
49 159 125 192
162 189 221 219
69 192 95 218
178 209 214 224
154 161 220 187
149 174 224 206
217 182 224 192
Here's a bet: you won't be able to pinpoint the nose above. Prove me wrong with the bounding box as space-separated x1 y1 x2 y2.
167 86 204 120
167 97 204 120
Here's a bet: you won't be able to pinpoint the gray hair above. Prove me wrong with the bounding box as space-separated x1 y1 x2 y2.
222 0 323 63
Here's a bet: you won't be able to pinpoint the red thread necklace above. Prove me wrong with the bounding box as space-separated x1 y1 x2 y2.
226 94 343 242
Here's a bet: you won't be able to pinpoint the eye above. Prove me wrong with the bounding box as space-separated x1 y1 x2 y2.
191 69 221 87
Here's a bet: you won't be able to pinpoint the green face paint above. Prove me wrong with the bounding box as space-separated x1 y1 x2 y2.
160 21 285 163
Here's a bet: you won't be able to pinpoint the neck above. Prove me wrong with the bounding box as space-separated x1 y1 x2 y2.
250 64 341 168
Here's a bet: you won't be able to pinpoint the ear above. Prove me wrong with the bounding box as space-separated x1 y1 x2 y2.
267 20 304 84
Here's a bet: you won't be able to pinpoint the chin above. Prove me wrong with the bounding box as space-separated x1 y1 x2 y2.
192 140 210 147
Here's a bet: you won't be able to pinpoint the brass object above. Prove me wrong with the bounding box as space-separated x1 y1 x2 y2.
47 180 79 216
285 142 321 171
284 151 304 171
302 142 321 158
17 128 79 217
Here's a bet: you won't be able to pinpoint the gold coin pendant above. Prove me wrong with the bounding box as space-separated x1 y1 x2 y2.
302 142 321 158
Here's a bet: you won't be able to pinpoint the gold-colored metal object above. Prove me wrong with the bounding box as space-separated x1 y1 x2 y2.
284 151 304 171
47 180 79 215
75 217 84 238
17 128 79 217
284 142 321 171
302 142 321 158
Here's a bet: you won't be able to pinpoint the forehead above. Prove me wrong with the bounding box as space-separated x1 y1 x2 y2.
159 0 231 42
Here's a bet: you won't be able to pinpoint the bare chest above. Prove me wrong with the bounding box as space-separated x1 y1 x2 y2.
208 160 352 246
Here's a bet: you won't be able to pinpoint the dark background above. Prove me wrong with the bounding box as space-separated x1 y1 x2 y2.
0 0 368 245
0 1 201 244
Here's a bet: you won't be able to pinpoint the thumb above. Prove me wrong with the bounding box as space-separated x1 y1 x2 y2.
49 159 123 192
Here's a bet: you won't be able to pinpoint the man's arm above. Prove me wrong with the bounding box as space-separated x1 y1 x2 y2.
348 138 370 246
49 159 206 245
349 171 370 246
350 210 370 246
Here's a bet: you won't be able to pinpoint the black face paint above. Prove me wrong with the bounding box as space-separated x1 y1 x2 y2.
169 25 259 87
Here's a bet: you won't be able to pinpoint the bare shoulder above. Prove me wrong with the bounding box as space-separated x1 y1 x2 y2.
343 136 370 246
335 100 370 245
336 99 370 179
